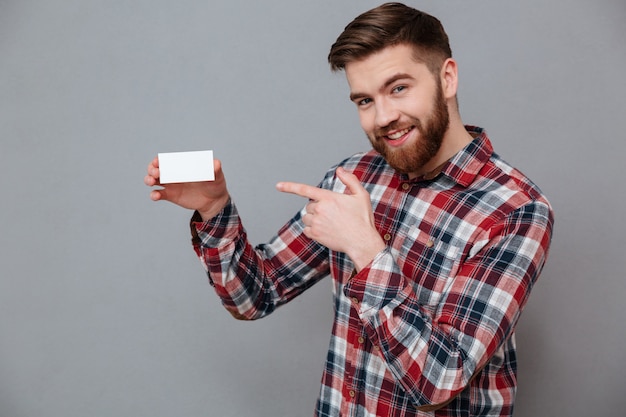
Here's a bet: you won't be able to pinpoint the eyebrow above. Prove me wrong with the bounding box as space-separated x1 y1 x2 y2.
349 72 415 102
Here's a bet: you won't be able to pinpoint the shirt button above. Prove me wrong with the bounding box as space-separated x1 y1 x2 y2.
373 345 380 351
426 240 434 248
383 233 391 241
351 297 359 304
349 390 356 398
358 336 365 344
401 183 410 191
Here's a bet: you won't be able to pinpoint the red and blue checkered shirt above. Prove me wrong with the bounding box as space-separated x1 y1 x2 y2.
191 127 554 416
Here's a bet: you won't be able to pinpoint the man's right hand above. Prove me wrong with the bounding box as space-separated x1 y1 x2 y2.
144 156 230 221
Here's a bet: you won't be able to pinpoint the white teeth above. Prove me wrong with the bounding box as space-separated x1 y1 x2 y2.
387 127 411 140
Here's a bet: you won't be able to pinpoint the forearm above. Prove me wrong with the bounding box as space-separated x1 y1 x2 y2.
343 204 552 407
344 249 474 406
191 203 330 320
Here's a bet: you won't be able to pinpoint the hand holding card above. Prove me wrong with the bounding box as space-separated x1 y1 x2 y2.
146 151 229 220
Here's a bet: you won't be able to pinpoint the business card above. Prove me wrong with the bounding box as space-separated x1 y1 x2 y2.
157 150 215 184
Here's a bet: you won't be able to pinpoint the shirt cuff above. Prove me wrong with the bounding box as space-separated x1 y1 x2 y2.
189 199 241 247
343 247 409 318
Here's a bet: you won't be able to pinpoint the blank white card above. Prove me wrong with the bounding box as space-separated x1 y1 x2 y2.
157 150 215 184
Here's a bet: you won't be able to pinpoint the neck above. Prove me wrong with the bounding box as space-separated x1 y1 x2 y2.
409 119 473 180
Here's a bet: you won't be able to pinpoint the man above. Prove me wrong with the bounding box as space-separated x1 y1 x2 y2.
144 3 553 416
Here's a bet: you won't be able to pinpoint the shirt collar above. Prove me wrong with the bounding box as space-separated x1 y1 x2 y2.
437 125 493 188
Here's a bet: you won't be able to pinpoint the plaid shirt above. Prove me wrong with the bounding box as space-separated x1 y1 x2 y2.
191 127 554 417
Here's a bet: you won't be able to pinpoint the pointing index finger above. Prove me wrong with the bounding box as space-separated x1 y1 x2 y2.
276 181 328 201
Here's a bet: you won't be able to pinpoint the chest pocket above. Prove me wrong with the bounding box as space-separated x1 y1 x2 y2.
397 224 464 311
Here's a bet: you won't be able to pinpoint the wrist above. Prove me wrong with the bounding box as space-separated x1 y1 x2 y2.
197 195 230 221
349 235 386 272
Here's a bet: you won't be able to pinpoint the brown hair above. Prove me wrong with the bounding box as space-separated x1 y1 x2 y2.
328 3 452 74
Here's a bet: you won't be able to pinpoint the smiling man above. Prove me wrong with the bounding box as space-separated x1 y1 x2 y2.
145 3 554 416
346 44 461 180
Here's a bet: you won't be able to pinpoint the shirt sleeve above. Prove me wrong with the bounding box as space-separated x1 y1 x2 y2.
191 198 331 320
343 199 554 407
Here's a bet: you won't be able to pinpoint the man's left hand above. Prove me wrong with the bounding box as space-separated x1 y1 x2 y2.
276 167 386 271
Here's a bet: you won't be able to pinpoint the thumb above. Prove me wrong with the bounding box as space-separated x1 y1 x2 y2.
336 167 364 196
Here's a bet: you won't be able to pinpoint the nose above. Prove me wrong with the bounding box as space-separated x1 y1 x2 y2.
374 98 399 128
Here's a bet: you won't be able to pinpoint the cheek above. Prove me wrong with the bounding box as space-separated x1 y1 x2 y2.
404 100 427 119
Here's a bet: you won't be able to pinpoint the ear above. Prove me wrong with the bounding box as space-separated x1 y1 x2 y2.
440 58 459 99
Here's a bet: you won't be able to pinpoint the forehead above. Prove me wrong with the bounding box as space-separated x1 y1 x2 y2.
345 44 431 91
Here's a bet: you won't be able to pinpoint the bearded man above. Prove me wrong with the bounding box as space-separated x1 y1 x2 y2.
145 3 554 416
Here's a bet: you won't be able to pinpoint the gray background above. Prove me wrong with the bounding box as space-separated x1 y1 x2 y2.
1 0 624 416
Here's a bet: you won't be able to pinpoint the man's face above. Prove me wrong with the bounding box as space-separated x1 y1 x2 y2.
345 44 450 178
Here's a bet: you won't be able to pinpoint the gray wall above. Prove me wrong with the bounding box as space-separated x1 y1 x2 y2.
1 1 624 416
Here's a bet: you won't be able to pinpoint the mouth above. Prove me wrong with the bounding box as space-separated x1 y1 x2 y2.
382 126 414 142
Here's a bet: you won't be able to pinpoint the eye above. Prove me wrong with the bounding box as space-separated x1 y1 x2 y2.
357 97 372 106
392 85 407 94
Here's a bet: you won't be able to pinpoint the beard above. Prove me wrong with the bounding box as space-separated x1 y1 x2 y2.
368 82 450 176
